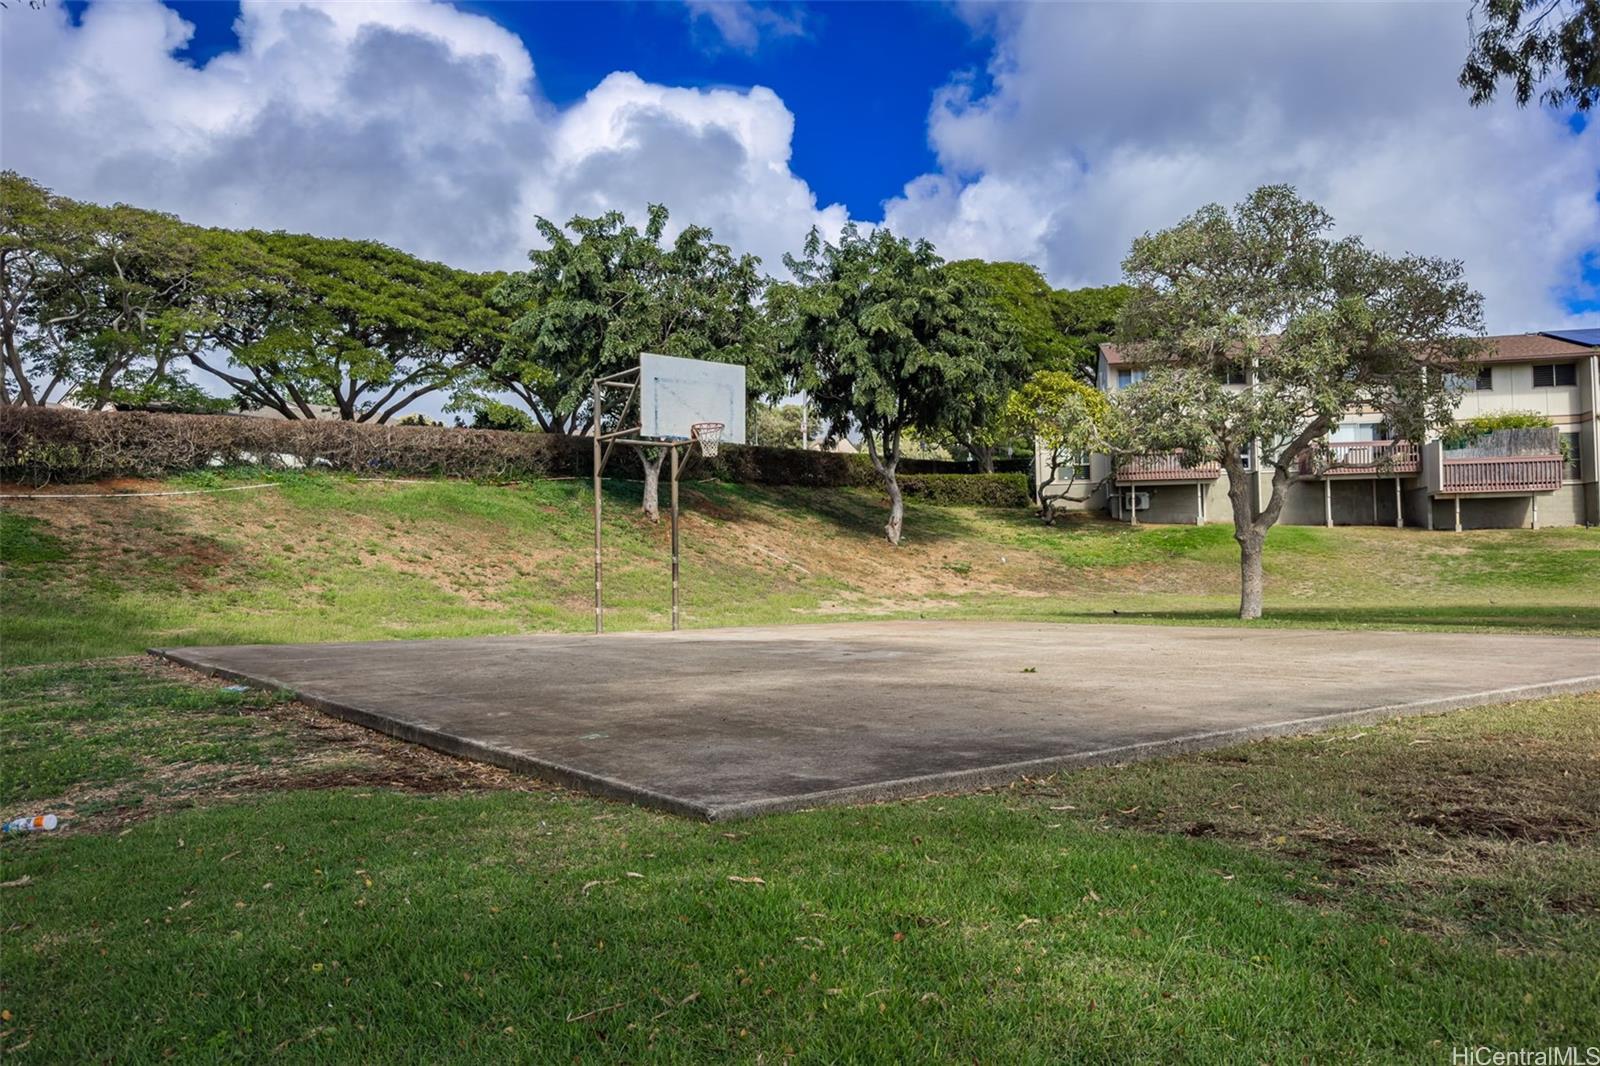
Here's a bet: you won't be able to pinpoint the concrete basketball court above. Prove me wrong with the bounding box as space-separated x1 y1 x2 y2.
156 622 1600 820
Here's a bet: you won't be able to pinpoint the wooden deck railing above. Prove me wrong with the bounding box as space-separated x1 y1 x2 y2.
1298 440 1420 477
1440 455 1563 494
1115 452 1221 483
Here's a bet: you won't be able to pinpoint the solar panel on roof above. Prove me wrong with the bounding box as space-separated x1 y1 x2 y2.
1541 329 1600 347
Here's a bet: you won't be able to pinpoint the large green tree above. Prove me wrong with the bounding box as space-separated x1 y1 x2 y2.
1461 0 1599 111
1051 284 1132 383
2 171 92 406
1114 185 1484 619
942 260 1053 470
1 173 221 410
773 225 1025 545
491 205 771 517
193 232 494 422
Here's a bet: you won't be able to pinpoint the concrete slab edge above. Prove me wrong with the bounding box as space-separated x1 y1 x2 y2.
151 648 718 821
701 673 1600 820
153 646 1600 823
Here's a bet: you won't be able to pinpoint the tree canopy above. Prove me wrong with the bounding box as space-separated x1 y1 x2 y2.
773 224 1025 544
1050 284 1132 383
2 171 222 411
195 232 495 423
1461 0 1599 112
1002 370 1112 525
1114 184 1484 618
488 204 771 436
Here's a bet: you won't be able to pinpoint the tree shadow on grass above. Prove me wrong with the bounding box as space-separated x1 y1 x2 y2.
684 482 986 545
1042 604 1600 635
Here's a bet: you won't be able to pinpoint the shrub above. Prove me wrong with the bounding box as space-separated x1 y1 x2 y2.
1441 411 1553 448
0 408 1029 503
896 473 1030 507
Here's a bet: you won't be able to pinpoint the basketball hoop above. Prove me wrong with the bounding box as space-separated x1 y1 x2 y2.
691 422 725 458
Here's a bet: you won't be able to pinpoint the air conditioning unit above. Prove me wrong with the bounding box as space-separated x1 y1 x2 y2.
1123 491 1151 511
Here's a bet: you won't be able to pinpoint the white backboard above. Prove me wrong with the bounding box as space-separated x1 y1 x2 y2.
639 353 746 444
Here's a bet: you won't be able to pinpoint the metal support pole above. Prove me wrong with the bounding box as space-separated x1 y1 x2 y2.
1531 493 1539 530
1394 477 1403 528
1130 485 1138 526
592 382 604 634
670 446 682 631
1454 496 1462 533
1324 478 1332 528
1371 479 1378 525
1195 482 1203 525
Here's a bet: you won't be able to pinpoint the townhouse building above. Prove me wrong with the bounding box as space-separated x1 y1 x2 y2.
1034 330 1599 529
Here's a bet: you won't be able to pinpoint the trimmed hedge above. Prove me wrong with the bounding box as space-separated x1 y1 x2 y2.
0 407 1028 505
897 472 1030 507
1 407 590 484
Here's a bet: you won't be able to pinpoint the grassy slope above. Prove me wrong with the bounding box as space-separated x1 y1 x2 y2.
3 469 1598 664
1 664 1595 1061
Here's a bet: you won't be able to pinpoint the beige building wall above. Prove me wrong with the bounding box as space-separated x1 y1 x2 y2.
1040 340 1598 529
1453 361 1588 421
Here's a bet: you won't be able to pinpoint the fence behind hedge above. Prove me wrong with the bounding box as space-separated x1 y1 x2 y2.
0 407 1030 506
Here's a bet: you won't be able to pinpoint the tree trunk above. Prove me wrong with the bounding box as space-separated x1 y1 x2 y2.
1224 454 1266 620
2 330 36 406
885 472 904 545
864 429 904 545
971 442 995 474
1238 528 1266 619
1035 473 1057 525
638 446 665 522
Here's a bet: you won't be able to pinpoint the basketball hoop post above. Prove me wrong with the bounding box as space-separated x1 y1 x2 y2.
591 378 604 634
590 356 743 635
670 443 682 631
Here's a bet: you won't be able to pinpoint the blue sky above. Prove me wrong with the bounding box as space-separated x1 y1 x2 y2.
11 1 1598 332
158 0 994 222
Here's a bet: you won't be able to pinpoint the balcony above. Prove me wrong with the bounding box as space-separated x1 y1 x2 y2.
1298 440 1420 478
1115 452 1221 484
1439 455 1563 494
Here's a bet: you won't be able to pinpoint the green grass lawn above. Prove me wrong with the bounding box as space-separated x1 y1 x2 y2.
1 664 1595 1061
3 469 1597 665
3 473 1597 1059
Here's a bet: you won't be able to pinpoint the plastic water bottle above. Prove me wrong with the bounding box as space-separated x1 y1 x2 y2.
3 814 58 834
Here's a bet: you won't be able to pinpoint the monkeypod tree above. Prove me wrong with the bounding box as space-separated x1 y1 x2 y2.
773 225 1025 545
1114 185 1484 620
194 232 490 423
1002 371 1112 525
1 172 221 410
2 172 95 406
1051 284 1133 384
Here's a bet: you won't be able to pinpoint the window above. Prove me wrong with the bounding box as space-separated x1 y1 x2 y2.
1447 368 1493 391
1116 368 1146 389
1533 363 1578 387
1238 442 1254 471
1220 365 1247 385
1061 452 1091 481
1561 431 1582 481
1331 421 1381 443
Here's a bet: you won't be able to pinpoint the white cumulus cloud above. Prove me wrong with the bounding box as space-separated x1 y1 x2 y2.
0 0 845 273
883 2 1600 332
